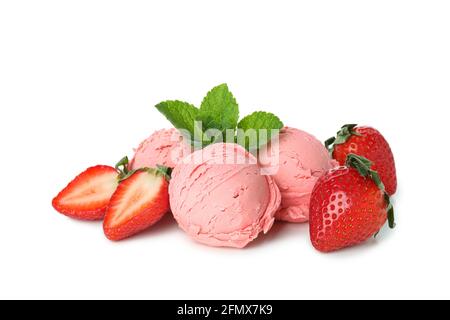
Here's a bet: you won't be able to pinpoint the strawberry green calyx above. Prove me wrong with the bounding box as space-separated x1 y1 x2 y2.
135 167 172 181
156 165 172 181
115 156 130 173
115 157 173 183
115 156 136 182
346 154 395 229
325 124 361 154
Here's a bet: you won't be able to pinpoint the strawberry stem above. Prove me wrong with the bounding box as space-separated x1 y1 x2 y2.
346 154 396 229
325 124 361 154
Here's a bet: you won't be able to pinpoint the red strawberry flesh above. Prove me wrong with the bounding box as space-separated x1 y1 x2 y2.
103 169 169 241
52 165 119 220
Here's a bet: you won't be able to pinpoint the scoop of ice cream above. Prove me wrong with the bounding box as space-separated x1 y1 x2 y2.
129 128 191 170
169 143 281 248
259 127 337 223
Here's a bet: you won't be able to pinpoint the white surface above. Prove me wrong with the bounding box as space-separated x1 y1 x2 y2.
1 0 449 300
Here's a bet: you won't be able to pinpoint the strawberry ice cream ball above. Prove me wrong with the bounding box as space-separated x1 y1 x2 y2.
259 127 337 223
129 128 191 170
169 143 281 249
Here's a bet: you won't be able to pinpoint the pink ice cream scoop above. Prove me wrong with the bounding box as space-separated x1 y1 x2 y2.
259 127 337 223
129 128 191 170
169 143 281 249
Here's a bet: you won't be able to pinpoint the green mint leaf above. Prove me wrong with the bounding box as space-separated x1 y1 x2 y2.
155 100 202 144
237 111 284 150
198 84 239 134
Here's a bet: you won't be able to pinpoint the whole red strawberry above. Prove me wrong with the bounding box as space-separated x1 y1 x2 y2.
309 154 395 253
325 124 397 195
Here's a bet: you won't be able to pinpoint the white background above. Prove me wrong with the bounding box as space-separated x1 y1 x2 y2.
1 0 449 300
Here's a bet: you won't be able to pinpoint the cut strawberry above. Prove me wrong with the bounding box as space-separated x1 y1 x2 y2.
52 165 119 220
103 168 170 241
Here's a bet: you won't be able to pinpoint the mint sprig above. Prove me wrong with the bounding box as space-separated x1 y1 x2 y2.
154 84 284 150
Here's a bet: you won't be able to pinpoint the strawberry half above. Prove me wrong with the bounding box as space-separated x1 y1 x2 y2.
309 154 395 253
52 157 135 220
325 124 397 195
52 165 119 220
103 167 170 241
